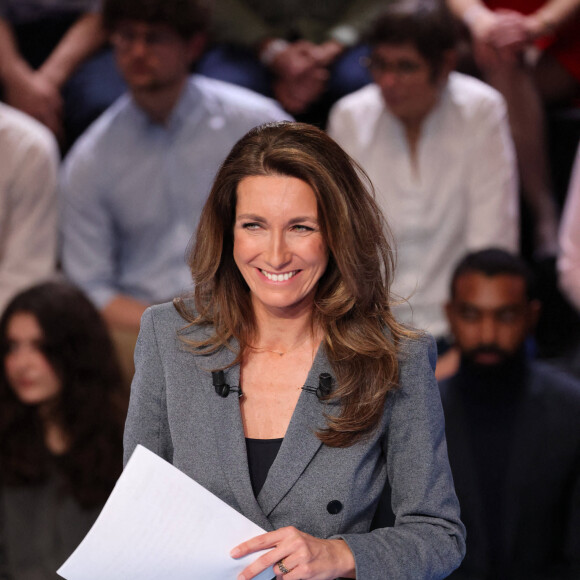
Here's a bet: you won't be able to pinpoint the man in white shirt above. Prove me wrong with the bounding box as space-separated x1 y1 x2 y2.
0 103 59 313
328 0 518 353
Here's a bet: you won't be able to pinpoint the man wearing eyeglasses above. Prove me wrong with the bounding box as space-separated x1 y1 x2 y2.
327 0 518 377
60 0 290 379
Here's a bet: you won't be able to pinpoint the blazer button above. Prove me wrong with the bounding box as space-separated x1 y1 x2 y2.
327 500 343 515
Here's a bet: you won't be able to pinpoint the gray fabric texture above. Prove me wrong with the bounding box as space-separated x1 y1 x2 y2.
124 301 466 579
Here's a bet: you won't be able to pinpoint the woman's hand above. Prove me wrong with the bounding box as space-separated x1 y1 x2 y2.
230 526 356 580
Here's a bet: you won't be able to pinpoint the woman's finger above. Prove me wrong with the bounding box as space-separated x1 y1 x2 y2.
236 546 289 580
231 527 291 558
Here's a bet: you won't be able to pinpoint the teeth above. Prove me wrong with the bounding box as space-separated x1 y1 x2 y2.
261 269 297 281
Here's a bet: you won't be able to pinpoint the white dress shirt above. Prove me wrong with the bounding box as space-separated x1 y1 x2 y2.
0 103 59 313
328 72 519 338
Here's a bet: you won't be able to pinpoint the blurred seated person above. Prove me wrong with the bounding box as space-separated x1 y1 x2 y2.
559 141 580 312
440 248 580 578
556 141 580 377
0 0 126 146
61 0 289 374
447 0 580 257
0 281 126 580
0 102 59 314
328 0 518 365
196 0 385 122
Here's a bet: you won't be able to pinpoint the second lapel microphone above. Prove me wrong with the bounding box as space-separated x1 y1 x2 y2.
302 372 333 400
212 370 243 398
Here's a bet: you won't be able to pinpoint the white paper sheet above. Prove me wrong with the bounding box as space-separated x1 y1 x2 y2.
57 445 273 580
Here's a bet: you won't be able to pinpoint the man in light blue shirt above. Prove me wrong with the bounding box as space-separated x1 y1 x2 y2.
61 0 290 336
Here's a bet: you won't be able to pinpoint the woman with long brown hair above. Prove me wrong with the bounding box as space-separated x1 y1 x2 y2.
124 121 466 579
0 281 126 579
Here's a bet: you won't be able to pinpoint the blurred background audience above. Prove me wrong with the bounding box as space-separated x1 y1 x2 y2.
447 0 580 258
557 142 580 377
440 249 580 579
0 281 126 579
60 0 289 381
559 142 580 313
0 101 59 313
196 0 384 125
328 0 518 371
0 0 126 149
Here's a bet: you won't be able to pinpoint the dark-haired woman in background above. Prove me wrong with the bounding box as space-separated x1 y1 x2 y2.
0 281 127 579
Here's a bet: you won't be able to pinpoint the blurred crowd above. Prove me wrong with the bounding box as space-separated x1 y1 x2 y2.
0 0 579 578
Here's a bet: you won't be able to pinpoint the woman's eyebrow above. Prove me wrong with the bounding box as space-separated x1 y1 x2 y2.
236 213 266 222
288 216 318 224
236 214 318 224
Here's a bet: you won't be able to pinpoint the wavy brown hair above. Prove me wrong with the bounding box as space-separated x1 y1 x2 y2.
0 282 127 508
177 121 415 447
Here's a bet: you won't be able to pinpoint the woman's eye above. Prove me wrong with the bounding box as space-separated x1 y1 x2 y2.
242 222 261 230
291 224 314 232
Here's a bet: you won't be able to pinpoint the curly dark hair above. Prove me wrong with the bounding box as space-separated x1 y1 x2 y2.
0 282 127 508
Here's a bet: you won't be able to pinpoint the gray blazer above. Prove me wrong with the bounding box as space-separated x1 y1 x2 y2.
124 302 466 579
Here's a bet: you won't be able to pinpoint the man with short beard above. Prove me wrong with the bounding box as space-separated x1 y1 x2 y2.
440 248 580 579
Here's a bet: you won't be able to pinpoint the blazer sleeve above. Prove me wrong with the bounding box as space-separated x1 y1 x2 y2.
338 335 466 579
123 307 174 466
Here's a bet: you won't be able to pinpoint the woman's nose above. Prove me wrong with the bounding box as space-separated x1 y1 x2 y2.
265 232 291 269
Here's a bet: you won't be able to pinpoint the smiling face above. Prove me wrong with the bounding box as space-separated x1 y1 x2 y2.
233 175 329 319
4 312 62 408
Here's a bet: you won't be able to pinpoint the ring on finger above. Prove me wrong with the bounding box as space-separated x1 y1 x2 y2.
277 559 291 575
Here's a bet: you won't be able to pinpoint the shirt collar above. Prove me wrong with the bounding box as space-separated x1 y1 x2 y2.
127 76 202 133
167 76 203 130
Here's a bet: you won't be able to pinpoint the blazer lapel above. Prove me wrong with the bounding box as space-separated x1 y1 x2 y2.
199 343 337 527
257 346 335 517
201 346 274 531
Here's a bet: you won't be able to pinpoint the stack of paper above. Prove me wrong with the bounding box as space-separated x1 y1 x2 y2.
58 445 272 580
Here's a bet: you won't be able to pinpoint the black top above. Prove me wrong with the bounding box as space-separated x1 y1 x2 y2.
245 438 283 497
